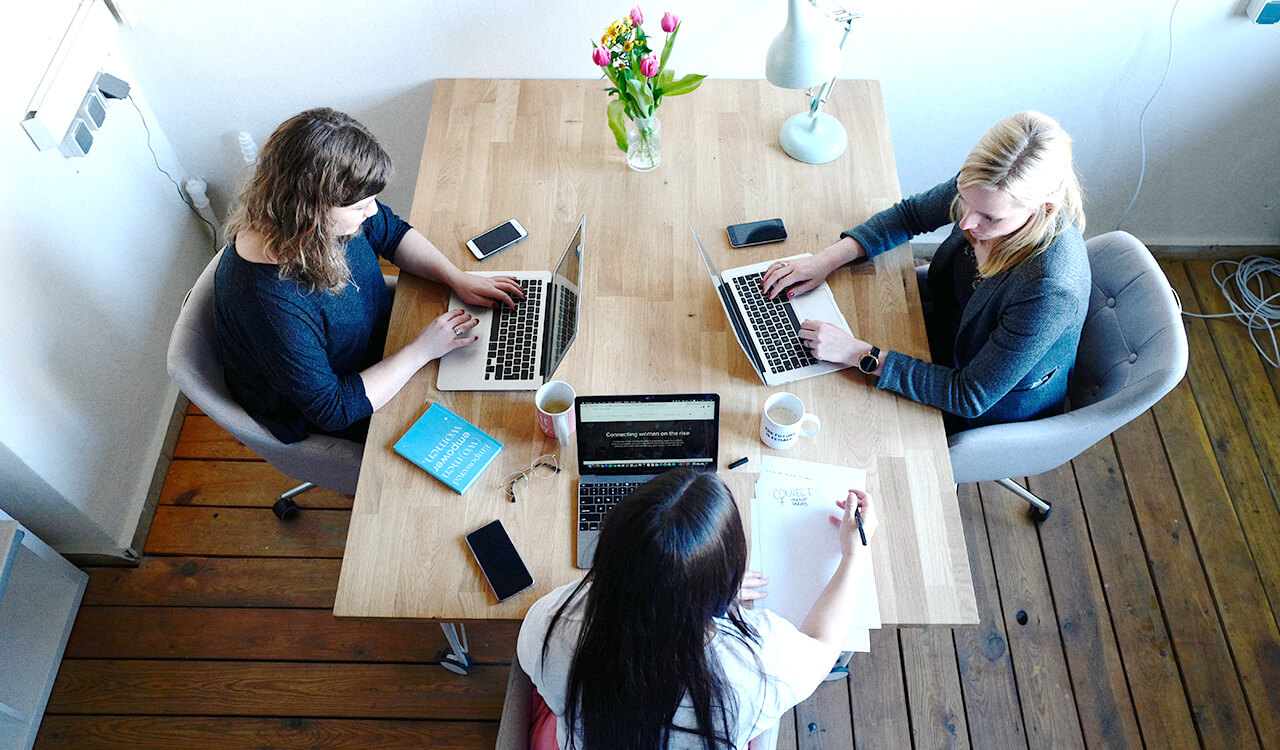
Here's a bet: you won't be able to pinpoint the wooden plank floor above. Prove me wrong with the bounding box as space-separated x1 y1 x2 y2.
35 259 1280 749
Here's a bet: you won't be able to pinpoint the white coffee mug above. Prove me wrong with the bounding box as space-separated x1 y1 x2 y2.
759 392 820 450
535 380 576 446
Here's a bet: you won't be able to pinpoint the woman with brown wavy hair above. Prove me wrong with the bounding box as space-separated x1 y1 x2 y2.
214 107 524 443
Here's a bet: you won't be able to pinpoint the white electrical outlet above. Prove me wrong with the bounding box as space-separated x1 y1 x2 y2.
59 119 93 158
80 91 108 131
21 1 115 151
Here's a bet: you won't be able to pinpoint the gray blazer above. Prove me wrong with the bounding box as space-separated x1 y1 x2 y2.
844 179 1090 430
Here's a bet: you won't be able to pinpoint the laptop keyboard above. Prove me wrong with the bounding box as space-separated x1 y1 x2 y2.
578 480 644 531
486 279 543 381
549 283 577 368
731 272 819 373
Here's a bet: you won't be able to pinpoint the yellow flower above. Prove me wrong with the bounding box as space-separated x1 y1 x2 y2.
623 40 633 51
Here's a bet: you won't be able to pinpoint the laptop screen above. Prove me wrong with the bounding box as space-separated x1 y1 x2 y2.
575 393 720 475
541 216 585 380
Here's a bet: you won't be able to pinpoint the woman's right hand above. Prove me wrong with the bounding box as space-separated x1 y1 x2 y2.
412 309 480 362
830 489 876 558
760 237 865 300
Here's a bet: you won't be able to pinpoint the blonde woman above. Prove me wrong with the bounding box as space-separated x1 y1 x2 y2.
762 111 1089 431
214 108 524 443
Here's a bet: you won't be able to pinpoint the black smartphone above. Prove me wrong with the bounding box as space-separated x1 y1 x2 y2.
465 519 535 602
466 219 528 260
726 218 787 248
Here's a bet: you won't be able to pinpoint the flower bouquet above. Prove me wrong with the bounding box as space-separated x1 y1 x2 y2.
591 7 706 170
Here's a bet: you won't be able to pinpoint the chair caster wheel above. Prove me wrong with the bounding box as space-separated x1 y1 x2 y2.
1028 504 1052 523
272 497 300 520
438 650 472 676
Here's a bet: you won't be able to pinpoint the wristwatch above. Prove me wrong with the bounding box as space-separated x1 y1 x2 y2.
857 346 881 375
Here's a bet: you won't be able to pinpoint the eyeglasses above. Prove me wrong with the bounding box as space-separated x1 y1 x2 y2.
502 454 560 503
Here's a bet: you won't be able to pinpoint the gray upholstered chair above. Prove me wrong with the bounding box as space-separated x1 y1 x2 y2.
947 230 1188 521
166 249 392 519
494 651 781 749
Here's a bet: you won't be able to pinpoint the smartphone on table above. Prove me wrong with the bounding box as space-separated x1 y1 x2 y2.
466 219 528 260
726 218 787 248
465 519 535 602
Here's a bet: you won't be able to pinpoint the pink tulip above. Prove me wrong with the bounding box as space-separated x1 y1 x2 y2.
640 54 659 78
630 6 644 26
592 45 611 67
661 11 679 32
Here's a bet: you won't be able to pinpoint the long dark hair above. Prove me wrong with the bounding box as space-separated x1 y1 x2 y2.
545 468 761 749
225 107 393 293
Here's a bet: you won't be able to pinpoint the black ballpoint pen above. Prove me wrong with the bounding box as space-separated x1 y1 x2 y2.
854 507 867 546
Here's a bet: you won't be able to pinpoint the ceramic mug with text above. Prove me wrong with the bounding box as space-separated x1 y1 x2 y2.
536 380 576 446
759 392 820 450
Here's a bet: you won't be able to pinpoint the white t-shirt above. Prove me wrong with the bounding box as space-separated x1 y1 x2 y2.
516 580 839 749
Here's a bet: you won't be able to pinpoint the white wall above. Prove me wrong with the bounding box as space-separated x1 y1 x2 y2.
116 0 1280 245
1 1 210 555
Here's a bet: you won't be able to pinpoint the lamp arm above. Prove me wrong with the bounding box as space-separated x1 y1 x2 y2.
806 15 857 115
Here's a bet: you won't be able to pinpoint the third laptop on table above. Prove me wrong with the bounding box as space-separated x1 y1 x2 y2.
573 393 720 569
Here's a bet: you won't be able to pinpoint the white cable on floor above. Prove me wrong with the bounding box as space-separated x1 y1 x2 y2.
1180 256 1280 368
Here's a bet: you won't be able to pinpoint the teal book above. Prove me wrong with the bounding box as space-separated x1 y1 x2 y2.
394 403 504 495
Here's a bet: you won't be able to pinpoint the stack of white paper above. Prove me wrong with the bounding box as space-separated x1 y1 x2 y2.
748 456 881 652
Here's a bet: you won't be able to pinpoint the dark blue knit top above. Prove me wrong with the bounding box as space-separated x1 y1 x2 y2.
213 202 410 443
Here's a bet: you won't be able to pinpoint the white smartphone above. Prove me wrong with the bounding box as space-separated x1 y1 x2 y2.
465 519 535 602
466 219 528 261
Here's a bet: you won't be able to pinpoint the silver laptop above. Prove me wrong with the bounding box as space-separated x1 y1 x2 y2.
574 393 720 569
689 225 852 386
437 217 584 391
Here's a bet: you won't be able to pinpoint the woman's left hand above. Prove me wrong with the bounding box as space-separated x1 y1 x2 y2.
453 274 526 309
798 320 867 367
739 570 770 602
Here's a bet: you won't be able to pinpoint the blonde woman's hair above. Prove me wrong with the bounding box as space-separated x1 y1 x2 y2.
225 108 393 293
951 111 1085 278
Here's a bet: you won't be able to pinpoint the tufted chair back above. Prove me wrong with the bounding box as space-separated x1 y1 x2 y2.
948 231 1189 484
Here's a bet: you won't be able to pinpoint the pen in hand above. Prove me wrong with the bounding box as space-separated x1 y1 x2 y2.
854 507 867 546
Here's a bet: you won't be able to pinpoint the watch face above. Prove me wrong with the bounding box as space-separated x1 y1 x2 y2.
859 353 878 374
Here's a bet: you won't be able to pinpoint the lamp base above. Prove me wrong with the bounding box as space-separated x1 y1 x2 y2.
779 110 847 164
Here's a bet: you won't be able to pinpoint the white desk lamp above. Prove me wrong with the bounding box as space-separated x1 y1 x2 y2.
765 0 862 164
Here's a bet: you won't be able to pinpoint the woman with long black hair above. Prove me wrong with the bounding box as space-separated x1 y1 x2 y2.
517 468 876 749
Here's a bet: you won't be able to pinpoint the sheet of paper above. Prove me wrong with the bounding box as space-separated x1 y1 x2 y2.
750 456 880 651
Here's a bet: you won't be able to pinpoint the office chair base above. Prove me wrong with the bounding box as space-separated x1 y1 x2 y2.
995 478 1052 523
438 650 472 675
823 650 853 681
272 496 300 520
272 482 318 520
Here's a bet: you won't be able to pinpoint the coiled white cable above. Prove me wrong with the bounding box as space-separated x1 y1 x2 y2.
1180 256 1280 368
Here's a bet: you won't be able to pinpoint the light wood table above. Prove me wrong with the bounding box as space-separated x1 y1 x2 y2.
335 79 977 628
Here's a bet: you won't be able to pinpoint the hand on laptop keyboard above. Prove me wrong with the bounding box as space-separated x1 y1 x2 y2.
453 273 526 309
797 319 865 367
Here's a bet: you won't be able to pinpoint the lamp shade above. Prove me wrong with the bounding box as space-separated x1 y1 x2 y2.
765 0 841 89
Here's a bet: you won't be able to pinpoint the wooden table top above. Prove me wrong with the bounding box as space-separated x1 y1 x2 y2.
334 79 977 626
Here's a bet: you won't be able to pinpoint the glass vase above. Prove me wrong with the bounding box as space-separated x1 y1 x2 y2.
626 115 661 172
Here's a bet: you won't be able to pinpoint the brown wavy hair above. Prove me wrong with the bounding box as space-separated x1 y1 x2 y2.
225 108 393 293
950 111 1086 278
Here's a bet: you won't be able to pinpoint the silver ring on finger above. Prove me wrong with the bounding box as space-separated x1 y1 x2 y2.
453 326 463 336
779 261 788 267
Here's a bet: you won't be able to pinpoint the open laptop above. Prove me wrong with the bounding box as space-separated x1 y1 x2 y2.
689 225 853 386
573 393 720 569
437 216 585 391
